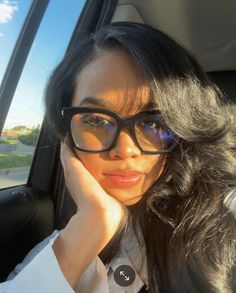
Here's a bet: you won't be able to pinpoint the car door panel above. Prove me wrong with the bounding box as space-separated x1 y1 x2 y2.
0 186 54 281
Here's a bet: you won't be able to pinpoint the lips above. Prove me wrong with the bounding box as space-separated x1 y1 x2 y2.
104 170 144 188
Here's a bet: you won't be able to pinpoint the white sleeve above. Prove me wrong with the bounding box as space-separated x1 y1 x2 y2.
0 230 75 293
74 255 109 293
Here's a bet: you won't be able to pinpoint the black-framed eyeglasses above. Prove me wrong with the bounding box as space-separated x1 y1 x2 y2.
61 107 178 154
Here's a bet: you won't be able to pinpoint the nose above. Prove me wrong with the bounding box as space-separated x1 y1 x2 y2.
109 129 141 159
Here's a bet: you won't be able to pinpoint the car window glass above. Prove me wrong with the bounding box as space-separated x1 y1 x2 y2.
0 0 85 189
0 0 33 84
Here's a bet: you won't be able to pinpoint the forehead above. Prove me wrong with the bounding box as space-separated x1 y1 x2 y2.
72 50 156 115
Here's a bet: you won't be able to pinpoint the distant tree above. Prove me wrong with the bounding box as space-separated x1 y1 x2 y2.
18 125 40 146
13 125 27 130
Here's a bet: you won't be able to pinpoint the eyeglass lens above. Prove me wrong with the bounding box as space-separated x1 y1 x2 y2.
71 112 175 152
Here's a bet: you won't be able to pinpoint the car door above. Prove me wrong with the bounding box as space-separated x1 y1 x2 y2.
0 0 118 281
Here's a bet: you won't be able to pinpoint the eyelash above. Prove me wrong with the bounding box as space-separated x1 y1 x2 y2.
81 114 113 127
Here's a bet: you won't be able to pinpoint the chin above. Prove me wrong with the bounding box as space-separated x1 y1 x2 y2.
105 186 144 206
122 197 142 206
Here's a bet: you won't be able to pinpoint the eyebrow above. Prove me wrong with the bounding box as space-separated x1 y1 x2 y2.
79 97 112 107
79 96 158 110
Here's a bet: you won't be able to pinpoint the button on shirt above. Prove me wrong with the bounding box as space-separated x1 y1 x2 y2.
0 222 149 293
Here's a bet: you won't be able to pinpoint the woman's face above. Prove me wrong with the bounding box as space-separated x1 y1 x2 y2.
72 50 166 206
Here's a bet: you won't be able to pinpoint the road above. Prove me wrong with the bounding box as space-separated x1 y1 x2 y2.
0 167 30 188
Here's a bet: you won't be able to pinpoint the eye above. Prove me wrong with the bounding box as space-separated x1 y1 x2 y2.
139 120 160 131
80 113 112 127
143 121 158 129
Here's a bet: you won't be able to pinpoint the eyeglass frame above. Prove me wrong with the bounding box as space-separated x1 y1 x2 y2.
61 106 178 154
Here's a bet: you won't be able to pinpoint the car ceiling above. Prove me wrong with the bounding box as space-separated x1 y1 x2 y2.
111 0 236 72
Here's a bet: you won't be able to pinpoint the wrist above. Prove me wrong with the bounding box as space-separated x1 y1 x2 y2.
52 209 111 288
77 200 127 222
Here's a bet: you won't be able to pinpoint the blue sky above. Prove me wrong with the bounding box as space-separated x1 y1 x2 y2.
0 0 85 129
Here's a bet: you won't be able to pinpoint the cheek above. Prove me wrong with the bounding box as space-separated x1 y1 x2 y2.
145 155 166 182
76 152 102 179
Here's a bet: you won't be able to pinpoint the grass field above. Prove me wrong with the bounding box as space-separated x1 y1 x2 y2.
0 153 33 169
0 139 17 144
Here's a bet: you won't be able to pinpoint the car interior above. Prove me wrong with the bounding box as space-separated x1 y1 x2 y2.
0 0 235 282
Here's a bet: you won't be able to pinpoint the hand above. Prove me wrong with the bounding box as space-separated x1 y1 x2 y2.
60 142 128 231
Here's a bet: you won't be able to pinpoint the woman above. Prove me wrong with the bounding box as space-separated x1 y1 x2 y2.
2 22 236 293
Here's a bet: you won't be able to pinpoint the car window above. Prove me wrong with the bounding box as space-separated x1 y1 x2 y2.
0 0 85 189
0 0 33 84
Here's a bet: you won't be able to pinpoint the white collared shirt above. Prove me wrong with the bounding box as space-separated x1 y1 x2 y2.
0 222 149 293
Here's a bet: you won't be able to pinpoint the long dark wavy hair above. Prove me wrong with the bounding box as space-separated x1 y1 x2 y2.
44 22 236 292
